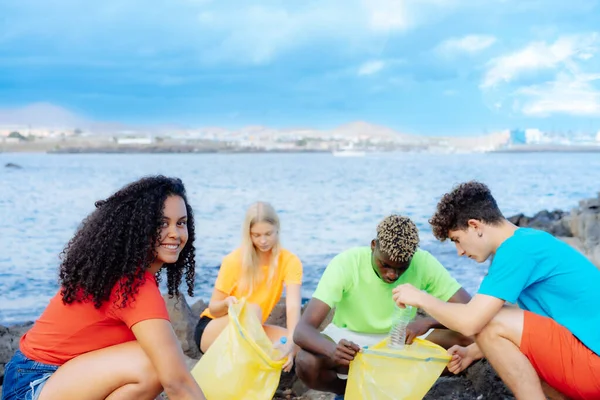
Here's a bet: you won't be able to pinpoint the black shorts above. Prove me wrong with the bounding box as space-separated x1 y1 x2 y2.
194 315 213 354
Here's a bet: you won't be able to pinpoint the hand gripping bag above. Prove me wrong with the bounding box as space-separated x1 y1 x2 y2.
345 338 451 400
191 299 286 400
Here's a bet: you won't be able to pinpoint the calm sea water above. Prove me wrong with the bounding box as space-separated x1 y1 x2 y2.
1 152 599 324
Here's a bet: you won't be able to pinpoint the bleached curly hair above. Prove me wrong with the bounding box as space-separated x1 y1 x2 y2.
376 215 420 263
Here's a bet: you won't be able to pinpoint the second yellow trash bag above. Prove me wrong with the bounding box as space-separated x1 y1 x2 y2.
191 299 286 400
345 338 451 400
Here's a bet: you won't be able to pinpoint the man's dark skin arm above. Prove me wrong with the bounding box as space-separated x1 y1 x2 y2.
405 288 472 344
294 298 337 357
293 298 360 366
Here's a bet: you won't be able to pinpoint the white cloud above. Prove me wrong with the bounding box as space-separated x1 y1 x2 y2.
481 34 599 88
1 0 467 67
517 72 600 116
480 32 600 117
357 58 405 76
194 3 372 65
437 35 497 55
195 0 464 64
362 0 410 32
358 60 386 76
204 6 307 64
363 0 459 32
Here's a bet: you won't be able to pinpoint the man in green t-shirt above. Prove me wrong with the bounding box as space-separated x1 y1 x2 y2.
293 215 472 397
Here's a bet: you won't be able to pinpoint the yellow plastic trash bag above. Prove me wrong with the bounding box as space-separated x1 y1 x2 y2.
345 338 451 400
191 299 286 400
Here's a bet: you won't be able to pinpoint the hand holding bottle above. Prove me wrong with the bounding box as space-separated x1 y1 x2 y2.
389 305 413 349
274 337 296 372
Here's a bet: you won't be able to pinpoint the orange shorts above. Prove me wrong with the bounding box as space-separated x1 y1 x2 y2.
521 311 600 399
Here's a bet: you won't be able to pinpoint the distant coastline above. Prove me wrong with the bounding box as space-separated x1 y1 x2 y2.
48 147 332 155
1 125 599 154
0 138 426 154
492 144 600 153
2 143 600 154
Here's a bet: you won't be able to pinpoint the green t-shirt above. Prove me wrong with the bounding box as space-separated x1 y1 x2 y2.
312 246 461 334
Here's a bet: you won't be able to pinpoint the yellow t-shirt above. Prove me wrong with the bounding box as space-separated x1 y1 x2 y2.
201 248 303 323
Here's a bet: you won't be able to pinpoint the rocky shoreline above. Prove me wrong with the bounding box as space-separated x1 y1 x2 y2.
507 191 600 267
1 191 598 399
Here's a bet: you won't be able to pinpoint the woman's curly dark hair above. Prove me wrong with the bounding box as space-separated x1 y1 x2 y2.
429 181 504 241
59 175 196 308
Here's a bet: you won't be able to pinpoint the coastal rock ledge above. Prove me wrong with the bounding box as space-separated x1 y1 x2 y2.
508 191 600 268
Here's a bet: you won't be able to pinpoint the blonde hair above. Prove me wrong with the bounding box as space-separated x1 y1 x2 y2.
238 201 281 296
376 214 420 263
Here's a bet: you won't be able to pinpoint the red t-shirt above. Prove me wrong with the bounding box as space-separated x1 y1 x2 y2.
20 271 170 365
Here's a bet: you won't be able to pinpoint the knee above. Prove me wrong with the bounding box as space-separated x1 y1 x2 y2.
136 355 163 396
476 308 519 345
476 315 503 344
295 350 319 387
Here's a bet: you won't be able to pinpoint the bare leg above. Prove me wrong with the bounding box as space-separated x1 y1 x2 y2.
475 308 546 400
295 349 347 395
199 316 229 353
263 324 288 344
38 341 162 400
425 329 473 350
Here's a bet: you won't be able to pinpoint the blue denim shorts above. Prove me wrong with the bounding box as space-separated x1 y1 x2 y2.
1 350 59 400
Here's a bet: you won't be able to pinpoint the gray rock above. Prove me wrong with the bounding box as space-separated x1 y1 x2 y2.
465 360 514 399
266 300 289 328
509 193 600 268
423 376 479 399
4 163 22 169
568 193 600 267
163 293 202 360
507 209 571 237
0 322 33 386
190 299 208 319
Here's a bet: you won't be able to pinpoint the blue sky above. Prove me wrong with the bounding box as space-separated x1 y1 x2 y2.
1 0 600 135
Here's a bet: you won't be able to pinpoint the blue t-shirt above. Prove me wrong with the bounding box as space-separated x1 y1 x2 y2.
479 228 600 355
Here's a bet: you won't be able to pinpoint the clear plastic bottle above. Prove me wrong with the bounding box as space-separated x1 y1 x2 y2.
388 305 413 349
273 336 288 359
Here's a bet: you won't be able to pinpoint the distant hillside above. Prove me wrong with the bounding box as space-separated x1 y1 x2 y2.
0 103 87 128
0 103 510 153
329 121 420 143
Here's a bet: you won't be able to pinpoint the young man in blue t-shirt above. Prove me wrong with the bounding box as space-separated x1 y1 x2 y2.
392 181 600 400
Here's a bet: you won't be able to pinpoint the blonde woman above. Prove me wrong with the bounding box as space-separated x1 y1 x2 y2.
194 202 303 372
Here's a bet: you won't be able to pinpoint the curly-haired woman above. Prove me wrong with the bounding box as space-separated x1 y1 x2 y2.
1 176 206 400
194 201 303 373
